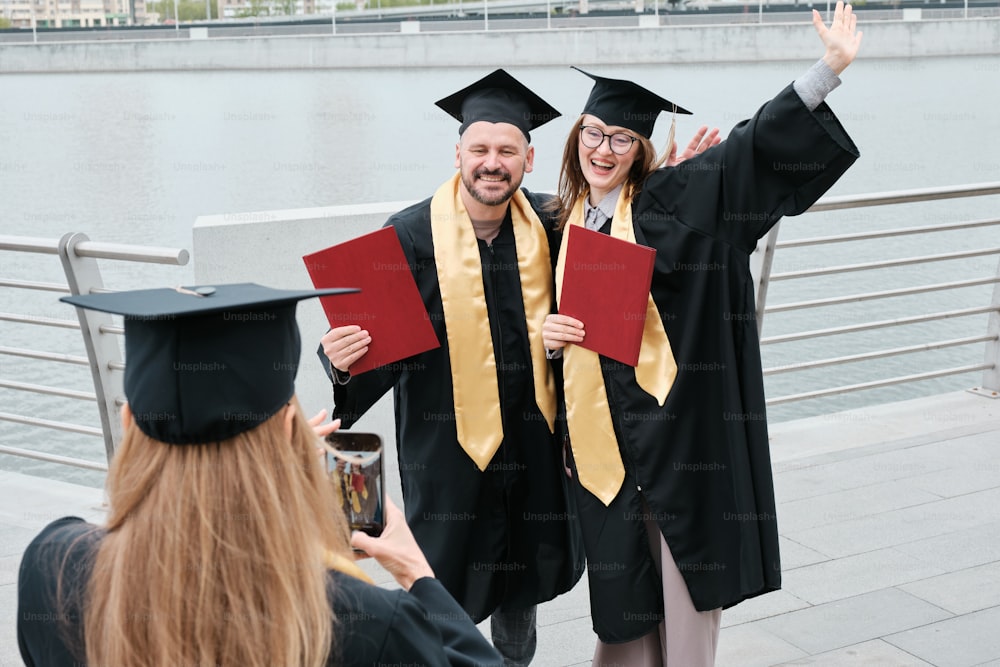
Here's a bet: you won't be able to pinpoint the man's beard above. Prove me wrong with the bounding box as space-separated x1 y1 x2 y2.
462 167 521 207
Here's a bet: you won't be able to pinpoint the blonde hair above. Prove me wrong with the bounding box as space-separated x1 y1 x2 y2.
550 114 671 231
84 398 351 667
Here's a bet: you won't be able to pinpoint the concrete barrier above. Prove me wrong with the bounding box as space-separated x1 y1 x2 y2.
192 200 416 442
2 17 998 73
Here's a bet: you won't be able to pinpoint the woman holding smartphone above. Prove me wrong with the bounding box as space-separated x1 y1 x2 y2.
542 5 862 664
18 284 501 667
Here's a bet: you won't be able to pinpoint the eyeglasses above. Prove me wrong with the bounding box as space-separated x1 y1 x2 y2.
579 125 638 155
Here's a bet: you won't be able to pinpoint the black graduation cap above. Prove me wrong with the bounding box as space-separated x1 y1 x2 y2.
573 66 693 139
435 68 561 142
61 283 357 446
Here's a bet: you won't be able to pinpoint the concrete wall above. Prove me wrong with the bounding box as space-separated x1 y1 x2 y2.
192 201 415 447
3 17 999 73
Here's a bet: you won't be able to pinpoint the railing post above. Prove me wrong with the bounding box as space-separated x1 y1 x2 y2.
750 223 781 336
979 256 1000 394
58 232 124 462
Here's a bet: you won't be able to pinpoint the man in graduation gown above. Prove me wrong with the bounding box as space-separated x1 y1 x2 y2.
318 70 583 666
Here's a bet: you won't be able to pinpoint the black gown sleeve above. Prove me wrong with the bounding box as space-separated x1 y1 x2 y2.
331 574 502 667
643 82 860 252
18 517 100 667
382 578 503 667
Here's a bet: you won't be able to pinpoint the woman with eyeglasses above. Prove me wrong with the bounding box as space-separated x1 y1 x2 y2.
542 4 862 664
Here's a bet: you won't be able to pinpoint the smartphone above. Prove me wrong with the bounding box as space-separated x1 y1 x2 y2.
325 432 385 538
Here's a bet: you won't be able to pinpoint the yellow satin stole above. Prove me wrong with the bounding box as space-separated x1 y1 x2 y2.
554 188 677 505
429 173 556 471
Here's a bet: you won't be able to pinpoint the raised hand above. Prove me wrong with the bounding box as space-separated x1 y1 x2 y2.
667 125 722 167
813 0 863 75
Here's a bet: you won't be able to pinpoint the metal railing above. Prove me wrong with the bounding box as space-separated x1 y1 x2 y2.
0 232 189 470
2 4 996 42
752 181 1000 407
2 182 999 472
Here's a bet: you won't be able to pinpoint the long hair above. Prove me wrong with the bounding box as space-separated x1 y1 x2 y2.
550 114 665 231
83 398 351 667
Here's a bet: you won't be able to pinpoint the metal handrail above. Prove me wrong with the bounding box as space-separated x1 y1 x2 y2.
0 444 108 472
0 313 81 328
761 305 997 345
0 379 97 401
3 181 999 472
756 181 1000 406
764 335 996 375
765 277 1000 314
805 181 1000 212
0 279 70 292
768 364 994 406
770 247 1000 281
1 232 189 470
776 218 1000 249
0 346 92 365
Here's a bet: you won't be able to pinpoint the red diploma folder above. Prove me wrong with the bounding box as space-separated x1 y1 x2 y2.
559 225 656 367
303 227 440 375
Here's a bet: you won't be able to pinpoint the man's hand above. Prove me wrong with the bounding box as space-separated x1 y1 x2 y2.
321 325 371 373
814 1 863 75
542 313 585 351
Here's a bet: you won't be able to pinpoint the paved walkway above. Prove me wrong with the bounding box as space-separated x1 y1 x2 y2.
3 390 999 666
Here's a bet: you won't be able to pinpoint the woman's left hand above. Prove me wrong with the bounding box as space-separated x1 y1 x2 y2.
309 409 341 459
667 125 721 167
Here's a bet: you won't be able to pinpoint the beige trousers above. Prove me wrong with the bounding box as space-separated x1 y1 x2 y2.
593 515 722 667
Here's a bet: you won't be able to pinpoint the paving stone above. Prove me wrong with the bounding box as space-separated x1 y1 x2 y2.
900 561 1000 615
779 536 831 570
894 521 1000 572
535 614 599 666
781 547 945 605
0 582 23 667
907 465 1000 498
717 623 808 666
777 480 942 533
755 588 953 656
0 524 38 558
774 638 934 665
722 589 811 628
885 606 1000 667
785 487 1000 559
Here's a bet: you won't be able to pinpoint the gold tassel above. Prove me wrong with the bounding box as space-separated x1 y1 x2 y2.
665 106 677 162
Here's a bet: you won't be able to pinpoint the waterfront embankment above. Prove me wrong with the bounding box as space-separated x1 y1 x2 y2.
1 16 999 73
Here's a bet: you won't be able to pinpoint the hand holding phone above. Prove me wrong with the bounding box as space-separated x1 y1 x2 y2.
324 432 385 538
350 497 435 591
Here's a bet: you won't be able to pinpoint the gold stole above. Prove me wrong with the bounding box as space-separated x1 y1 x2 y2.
554 188 678 506
324 550 375 584
429 172 556 471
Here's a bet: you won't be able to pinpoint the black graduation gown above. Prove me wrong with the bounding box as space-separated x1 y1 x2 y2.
569 84 860 643
17 516 503 667
322 189 583 623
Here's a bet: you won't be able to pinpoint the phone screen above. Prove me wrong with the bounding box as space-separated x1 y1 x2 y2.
325 433 384 538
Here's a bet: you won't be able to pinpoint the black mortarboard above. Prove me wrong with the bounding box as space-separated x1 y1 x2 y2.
573 66 692 139
61 283 357 445
435 68 561 142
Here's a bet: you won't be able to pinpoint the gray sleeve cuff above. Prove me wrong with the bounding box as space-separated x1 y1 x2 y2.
793 59 842 112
